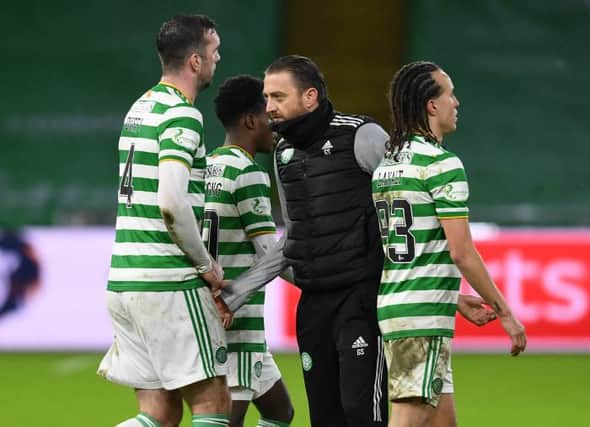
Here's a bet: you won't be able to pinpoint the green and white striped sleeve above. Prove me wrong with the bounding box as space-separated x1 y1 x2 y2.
425 152 470 219
234 165 276 238
157 105 203 169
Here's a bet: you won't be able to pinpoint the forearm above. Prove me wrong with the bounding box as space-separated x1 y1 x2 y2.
252 233 294 282
158 161 212 272
160 199 212 272
235 240 289 287
251 232 277 258
455 248 511 315
222 235 291 311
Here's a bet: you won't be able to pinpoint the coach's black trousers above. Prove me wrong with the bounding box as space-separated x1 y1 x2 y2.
296 281 388 426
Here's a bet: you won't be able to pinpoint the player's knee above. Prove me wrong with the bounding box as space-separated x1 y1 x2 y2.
205 378 232 414
183 376 231 415
252 378 294 423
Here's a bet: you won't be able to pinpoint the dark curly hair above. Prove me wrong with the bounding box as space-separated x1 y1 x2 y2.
214 75 265 129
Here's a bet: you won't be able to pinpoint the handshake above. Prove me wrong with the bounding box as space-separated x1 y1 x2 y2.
200 258 234 329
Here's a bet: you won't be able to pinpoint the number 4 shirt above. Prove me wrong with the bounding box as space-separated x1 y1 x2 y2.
108 82 207 292
371 135 470 340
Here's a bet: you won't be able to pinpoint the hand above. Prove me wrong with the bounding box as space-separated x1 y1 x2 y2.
200 260 225 293
213 294 233 329
499 313 527 356
457 294 497 326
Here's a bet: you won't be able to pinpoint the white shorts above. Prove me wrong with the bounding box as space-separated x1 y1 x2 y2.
384 336 453 407
228 350 282 401
97 288 228 390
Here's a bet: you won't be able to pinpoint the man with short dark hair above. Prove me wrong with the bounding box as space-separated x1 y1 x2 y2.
222 55 496 426
98 15 231 427
203 75 294 427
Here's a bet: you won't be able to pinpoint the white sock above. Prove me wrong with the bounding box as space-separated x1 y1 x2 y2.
115 419 143 427
116 413 162 427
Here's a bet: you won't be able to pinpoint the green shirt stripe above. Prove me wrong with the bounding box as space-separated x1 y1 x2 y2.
372 136 469 339
108 83 207 292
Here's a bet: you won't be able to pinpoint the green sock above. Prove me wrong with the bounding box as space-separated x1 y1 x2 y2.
135 413 162 427
256 417 291 427
192 414 230 426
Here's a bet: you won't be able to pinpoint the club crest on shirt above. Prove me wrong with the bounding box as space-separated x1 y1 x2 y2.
384 150 413 165
254 361 263 378
280 148 295 164
301 352 313 371
215 346 228 364
432 377 443 395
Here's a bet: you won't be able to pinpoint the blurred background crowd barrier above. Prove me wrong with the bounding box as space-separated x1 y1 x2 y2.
1 226 588 352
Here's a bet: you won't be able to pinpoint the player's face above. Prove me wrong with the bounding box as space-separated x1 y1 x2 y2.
263 71 312 123
430 70 460 135
197 29 221 91
254 110 275 153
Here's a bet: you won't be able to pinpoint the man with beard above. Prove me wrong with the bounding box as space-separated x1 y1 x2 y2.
98 15 231 427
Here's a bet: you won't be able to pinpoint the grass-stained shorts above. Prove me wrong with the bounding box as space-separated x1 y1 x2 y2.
384 336 453 407
98 289 228 390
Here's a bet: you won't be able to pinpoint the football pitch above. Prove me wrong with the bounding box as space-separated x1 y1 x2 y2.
0 353 586 426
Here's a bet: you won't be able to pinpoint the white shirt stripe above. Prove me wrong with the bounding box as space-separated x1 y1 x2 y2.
116 216 168 232
378 289 459 306
381 263 461 283
119 136 159 153
112 242 184 256
378 315 455 333
109 267 197 282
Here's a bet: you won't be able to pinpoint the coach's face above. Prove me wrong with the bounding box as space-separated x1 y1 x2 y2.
264 71 317 123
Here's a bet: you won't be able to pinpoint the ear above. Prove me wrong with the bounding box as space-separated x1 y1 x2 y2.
304 88 319 109
189 52 201 73
243 113 256 130
426 98 437 117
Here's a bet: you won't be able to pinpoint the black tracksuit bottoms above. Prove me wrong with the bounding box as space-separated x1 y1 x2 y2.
296 281 388 426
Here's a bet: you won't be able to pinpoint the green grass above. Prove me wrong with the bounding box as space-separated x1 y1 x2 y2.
0 353 586 426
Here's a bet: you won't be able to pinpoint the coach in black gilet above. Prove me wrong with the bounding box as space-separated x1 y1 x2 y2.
223 55 389 426
222 55 499 427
